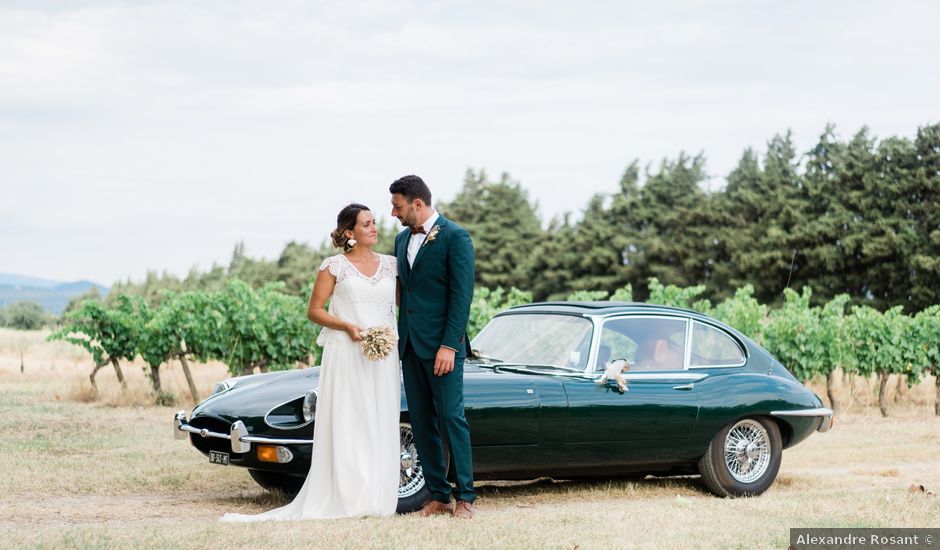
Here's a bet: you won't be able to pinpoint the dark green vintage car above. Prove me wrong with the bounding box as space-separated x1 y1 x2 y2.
174 302 832 512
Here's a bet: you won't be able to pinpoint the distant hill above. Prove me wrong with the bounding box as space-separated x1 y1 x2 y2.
0 273 65 289
0 272 109 315
53 280 107 294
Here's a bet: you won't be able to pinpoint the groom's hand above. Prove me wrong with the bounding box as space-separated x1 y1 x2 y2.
434 346 456 376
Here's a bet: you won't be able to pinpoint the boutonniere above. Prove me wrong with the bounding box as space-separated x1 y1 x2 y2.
423 225 441 245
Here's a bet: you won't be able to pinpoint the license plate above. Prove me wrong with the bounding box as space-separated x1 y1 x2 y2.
209 451 230 465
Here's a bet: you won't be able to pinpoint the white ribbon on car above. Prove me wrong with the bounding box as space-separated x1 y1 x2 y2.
595 359 629 393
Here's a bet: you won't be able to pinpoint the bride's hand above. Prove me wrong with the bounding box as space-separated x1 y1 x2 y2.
345 323 366 342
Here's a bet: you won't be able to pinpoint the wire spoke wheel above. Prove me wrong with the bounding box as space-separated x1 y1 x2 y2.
723 419 771 483
399 423 425 498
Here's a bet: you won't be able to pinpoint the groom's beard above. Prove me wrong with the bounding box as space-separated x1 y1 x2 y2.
398 212 417 228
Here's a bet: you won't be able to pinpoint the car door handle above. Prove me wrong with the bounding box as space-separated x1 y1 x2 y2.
672 383 694 391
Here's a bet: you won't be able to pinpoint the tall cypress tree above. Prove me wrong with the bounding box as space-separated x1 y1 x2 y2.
726 133 808 305
865 133 921 309
439 169 545 290
800 125 858 303
908 123 940 310
626 152 713 298
566 193 623 292
525 214 578 301
711 148 763 298
609 161 647 292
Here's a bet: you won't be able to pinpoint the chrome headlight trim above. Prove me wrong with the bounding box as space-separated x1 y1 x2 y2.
262 389 318 430
211 378 237 395
302 389 319 423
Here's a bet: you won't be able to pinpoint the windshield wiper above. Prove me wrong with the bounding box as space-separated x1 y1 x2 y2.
469 349 504 363
478 362 586 374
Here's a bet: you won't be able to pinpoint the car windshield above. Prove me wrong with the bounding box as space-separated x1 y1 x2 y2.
470 313 593 371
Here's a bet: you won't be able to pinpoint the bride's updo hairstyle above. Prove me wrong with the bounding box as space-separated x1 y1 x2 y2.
330 203 370 252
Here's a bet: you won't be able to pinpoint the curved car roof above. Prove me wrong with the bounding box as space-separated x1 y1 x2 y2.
508 301 705 318
504 301 761 351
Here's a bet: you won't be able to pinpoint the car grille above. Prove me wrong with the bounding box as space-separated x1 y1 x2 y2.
188 416 246 459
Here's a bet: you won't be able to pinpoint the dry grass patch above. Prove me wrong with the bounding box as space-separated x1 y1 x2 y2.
806 371 938 412
0 328 229 408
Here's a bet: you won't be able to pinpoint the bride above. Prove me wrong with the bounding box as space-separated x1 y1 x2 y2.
222 203 401 521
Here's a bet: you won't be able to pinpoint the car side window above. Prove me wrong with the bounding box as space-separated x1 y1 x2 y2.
690 321 746 367
597 317 687 371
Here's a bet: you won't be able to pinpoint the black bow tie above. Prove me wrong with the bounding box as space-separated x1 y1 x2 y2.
410 226 427 235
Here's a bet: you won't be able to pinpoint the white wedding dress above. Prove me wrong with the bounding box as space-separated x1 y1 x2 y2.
221 253 401 521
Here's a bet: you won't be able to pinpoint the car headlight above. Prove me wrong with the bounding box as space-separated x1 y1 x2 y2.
302 389 318 422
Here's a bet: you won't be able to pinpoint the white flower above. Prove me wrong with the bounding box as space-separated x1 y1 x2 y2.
423 225 441 245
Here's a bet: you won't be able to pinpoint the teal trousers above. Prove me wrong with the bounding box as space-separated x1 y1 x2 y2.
401 341 475 503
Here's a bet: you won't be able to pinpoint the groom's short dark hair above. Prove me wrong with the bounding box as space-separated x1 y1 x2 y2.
390 175 432 206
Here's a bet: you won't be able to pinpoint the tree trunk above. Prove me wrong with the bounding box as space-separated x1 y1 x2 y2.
110 358 127 390
89 359 110 392
179 355 200 403
878 371 889 417
149 363 162 393
241 360 269 376
934 371 939 417
826 370 840 414
894 374 905 403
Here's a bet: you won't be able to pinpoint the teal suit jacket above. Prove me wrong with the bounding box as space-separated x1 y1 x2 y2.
395 215 475 360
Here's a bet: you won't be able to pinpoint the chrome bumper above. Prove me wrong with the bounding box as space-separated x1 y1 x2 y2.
769 407 834 433
174 410 313 453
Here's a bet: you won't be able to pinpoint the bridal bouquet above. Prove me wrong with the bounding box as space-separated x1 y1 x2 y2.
360 326 398 361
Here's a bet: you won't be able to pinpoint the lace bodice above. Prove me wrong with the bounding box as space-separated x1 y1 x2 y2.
319 253 398 285
316 254 398 347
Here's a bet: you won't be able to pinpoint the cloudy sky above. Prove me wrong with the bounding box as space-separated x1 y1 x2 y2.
2 0 938 285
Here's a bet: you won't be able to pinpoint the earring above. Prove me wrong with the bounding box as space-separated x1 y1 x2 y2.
348 238 357 248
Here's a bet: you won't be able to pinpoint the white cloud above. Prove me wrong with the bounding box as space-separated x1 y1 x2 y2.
1 0 938 283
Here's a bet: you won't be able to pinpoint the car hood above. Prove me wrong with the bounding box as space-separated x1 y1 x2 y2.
192 362 543 423
192 367 321 421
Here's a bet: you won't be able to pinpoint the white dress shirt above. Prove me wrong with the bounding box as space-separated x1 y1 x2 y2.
407 210 439 267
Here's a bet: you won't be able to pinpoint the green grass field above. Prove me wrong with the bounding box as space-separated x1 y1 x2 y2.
1 328 938 549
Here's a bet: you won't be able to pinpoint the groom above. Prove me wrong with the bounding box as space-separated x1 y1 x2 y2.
390 175 476 519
